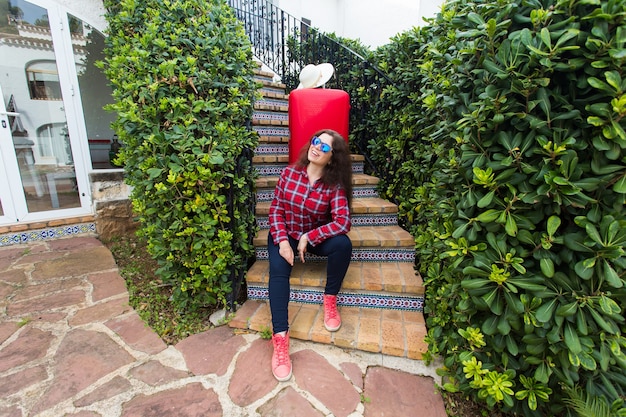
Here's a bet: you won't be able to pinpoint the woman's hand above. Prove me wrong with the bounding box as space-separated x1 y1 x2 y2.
279 240 294 266
297 233 308 263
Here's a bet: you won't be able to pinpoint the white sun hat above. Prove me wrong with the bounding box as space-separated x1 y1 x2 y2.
297 63 335 89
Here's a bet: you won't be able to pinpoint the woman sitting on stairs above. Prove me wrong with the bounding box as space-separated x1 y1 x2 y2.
268 129 353 381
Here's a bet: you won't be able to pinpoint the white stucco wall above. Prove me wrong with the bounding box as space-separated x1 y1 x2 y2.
272 0 444 48
51 0 106 32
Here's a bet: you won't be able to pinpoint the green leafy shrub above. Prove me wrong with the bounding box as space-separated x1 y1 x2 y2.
101 0 259 311
368 0 626 415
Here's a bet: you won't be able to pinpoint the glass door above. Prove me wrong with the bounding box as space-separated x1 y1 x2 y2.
0 0 91 225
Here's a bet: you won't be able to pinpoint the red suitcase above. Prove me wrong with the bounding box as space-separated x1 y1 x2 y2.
288 89 350 164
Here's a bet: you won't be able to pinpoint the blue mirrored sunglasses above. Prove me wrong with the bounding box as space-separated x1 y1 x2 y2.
311 136 332 153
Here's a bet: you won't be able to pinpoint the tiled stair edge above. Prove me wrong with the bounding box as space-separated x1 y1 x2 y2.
0 218 97 247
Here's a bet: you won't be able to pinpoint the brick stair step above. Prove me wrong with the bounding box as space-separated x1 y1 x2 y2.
253 154 289 164
255 197 397 216
255 213 399 231
254 228 415 266
253 125 290 142
252 110 289 126
253 155 366 178
255 98 289 112
259 86 288 99
254 75 286 90
246 260 423 295
229 299 428 359
255 143 289 156
255 171 375 192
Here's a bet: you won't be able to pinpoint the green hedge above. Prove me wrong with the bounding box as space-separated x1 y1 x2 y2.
368 0 626 415
101 0 259 311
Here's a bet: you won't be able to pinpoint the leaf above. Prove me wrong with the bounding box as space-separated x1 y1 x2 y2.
505 213 518 236
578 351 597 371
537 88 551 119
599 294 621 315
477 190 495 208
540 27 551 49
535 298 558 323
547 216 561 236
603 260 623 288
556 302 578 317
568 350 581 367
563 233 594 253
575 259 595 280
534 362 550 383
604 71 622 93
588 307 619 334
442 383 459 393
462 279 494 290
505 334 519 355
612 174 626 194
588 76 614 93
209 152 225 165
477 209 501 223
564 323 582 354
147 167 164 179
540 258 555 278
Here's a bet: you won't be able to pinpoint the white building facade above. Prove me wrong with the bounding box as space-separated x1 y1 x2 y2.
0 0 437 229
271 0 442 48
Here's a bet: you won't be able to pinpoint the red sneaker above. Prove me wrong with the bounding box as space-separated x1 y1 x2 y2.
271 332 292 381
323 294 341 331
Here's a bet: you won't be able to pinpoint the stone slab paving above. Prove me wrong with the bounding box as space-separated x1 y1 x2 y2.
0 236 445 417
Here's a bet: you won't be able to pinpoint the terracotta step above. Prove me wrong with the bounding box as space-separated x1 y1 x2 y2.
255 197 397 216
253 74 286 90
259 85 288 99
254 156 365 177
229 299 428 359
254 170 377 190
246 260 423 295
254 97 288 112
253 125 290 143
255 173 380 203
255 178 381 202
253 154 289 164
253 227 416 263
252 110 289 126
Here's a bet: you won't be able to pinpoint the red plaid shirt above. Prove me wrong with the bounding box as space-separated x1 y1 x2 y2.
269 165 351 246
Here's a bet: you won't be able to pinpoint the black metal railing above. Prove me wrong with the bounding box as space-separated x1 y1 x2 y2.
226 0 393 178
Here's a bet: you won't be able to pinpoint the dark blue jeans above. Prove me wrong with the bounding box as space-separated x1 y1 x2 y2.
268 233 352 334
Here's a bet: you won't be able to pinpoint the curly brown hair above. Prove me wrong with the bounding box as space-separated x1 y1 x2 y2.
295 129 353 207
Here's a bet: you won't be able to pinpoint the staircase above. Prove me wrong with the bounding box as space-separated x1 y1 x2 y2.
228 65 428 359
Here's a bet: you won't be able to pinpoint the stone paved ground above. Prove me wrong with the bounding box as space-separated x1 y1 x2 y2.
0 236 446 417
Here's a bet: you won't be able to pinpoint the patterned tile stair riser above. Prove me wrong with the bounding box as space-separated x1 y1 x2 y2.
247 286 424 312
255 214 399 229
256 164 364 176
253 110 289 122
0 223 96 247
255 185 380 202
254 248 415 263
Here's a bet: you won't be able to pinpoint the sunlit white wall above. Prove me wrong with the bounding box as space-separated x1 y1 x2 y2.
272 0 444 48
53 0 106 31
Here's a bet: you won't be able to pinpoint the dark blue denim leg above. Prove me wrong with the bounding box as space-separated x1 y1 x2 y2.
308 234 352 295
268 234 296 334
